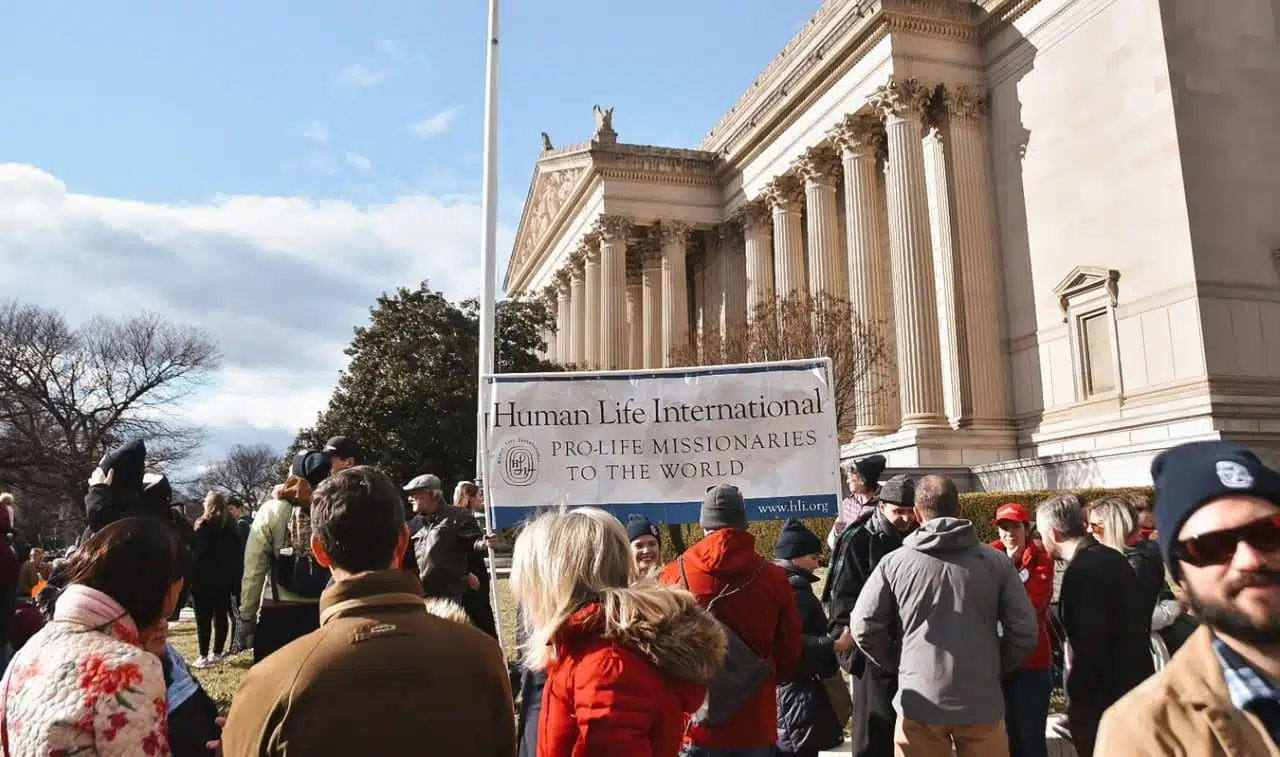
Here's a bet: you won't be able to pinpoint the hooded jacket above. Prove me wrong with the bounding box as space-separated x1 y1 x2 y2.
823 507 912 673
775 561 843 755
851 517 1039 726
658 529 803 749
538 584 727 757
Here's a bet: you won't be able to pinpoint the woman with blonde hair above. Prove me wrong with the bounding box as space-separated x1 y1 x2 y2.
1086 496 1179 670
453 480 481 511
191 491 242 667
512 508 726 757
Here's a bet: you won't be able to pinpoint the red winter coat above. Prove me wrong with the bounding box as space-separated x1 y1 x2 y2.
538 591 725 757
990 538 1054 671
658 529 803 750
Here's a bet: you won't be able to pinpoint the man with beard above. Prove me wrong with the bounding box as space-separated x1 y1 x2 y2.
1035 494 1151 757
823 474 917 757
1098 442 1280 755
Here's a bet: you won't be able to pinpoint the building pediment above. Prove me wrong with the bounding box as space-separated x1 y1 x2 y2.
1053 265 1120 315
506 156 593 291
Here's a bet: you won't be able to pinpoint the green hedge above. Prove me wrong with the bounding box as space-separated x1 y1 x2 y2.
495 486 1155 560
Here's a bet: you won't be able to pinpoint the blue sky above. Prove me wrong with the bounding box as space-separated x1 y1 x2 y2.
0 0 814 471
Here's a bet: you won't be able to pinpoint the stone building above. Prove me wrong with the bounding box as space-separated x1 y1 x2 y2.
502 0 1280 490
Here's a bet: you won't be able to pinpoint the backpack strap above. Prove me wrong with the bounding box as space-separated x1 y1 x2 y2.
705 559 768 614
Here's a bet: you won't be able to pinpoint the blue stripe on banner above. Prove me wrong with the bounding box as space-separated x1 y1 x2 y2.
486 360 827 385
489 493 839 530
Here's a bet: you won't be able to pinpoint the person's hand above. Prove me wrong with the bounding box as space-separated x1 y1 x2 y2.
467 573 480 591
482 533 500 550
88 467 114 488
833 628 854 654
234 617 256 651
205 716 227 754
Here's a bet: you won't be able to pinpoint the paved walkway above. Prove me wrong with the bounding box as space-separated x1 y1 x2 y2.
818 719 1077 756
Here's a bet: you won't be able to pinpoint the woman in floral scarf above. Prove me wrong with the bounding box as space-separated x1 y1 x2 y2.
0 517 186 757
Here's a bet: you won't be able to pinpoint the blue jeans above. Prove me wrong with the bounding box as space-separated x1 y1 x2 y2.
1003 668 1052 757
679 747 777 757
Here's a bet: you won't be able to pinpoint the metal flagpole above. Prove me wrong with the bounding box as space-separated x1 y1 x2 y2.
476 0 504 654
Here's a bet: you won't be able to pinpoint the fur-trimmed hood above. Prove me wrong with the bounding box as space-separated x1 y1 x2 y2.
558 582 727 685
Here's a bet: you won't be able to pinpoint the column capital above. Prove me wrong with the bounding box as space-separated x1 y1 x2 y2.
717 219 745 247
764 174 805 213
554 268 572 294
625 244 644 282
831 113 887 160
539 285 558 309
658 219 694 248
734 197 773 234
637 235 663 269
870 76 933 123
796 145 842 187
939 83 987 125
596 213 633 242
568 249 586 278
580 231 601 263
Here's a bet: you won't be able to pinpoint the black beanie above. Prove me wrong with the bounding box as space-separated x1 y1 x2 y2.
853 455 887 488
626 515 662 544
291 450 332 488
99 438 147 491
1152 441 1280 575
775 518 823 560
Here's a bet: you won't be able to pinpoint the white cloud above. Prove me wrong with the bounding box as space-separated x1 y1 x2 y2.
335 63 389 88
345 152 372 171
411 108 457 138
0 163 513 463
303 121 331 144
377 39 406 62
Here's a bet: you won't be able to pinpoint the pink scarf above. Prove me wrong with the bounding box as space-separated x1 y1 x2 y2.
54 584 141 646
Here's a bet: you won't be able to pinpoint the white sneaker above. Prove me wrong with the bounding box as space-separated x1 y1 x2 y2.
192 656 211 669
208 654 224 666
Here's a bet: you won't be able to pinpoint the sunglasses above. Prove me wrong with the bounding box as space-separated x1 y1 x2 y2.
1173 514 1280 567
1088 521 1105 537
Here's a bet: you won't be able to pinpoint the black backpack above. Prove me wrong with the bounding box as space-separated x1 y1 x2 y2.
676 558 774 727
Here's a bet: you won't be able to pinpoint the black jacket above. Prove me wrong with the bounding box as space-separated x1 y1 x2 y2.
776 561 843 755
823 508 912 672
1058 538 1154 713
1124 539 1166 637
193 518 242 594
406 505 485 600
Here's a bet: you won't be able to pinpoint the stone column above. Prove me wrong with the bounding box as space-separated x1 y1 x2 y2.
640 238 664 368
568 251 587 367
922 98 969 427
583 235 602 370
945 84 1013 428
626 265 643 370
540 286 558 361
690 246 706 354
832 113 900 437
740 199 775 320
597 215 631 371
797 145 848 301
718 221 748 338
555 271 572 364
703 238 724 346
764 175 807 300
871 77 948 430
659 220 692 367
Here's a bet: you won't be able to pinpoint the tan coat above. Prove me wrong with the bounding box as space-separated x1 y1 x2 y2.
222 569 515 757
1097 626 1279 756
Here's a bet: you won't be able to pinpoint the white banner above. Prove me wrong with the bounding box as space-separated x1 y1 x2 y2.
481 359 840 529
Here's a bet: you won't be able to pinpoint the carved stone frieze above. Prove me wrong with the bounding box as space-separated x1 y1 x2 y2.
763 174 805 213
596 214 633 242
870 76 933 123
830 113 887 160
658 220 694 248
796 145 843 186
513 166 587 269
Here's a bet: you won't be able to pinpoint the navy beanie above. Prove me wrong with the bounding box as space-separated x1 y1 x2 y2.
291 450 333 488
1151 441 1280 575
626 515 662 544
775 518 823 560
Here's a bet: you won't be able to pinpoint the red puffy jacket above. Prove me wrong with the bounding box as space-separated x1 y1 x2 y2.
658 529 802 750
990 539 1055 670
538 597 722 757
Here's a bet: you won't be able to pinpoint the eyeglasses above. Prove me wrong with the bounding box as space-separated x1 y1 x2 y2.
1088 521 1105 538
1173 514 1280 567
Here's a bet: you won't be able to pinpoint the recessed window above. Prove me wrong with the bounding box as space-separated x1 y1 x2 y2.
1080 310 1115 396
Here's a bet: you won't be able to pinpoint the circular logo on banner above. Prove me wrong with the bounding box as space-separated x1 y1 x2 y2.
499 439 540 487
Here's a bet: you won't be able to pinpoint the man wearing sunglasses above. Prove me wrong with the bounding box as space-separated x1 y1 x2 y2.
1097 442 1280 756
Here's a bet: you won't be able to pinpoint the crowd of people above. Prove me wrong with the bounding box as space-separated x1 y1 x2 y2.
0 437 1277 757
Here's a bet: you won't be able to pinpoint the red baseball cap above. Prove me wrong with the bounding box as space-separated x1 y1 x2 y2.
994 503 1031 524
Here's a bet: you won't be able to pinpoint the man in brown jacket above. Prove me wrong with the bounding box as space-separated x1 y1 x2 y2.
1097 442 1280 756
221 466 515 757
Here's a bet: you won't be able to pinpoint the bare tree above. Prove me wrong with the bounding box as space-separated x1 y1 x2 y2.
0 301 219 512
673 292 894 443
198 443 281 508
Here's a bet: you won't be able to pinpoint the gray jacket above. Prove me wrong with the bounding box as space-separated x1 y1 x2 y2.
849 517 1038 726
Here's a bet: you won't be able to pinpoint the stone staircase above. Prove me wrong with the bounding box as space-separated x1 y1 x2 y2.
818 719 1077 757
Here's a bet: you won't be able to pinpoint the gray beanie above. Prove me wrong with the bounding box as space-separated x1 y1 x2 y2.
879 474 915 507
700 484 748 531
